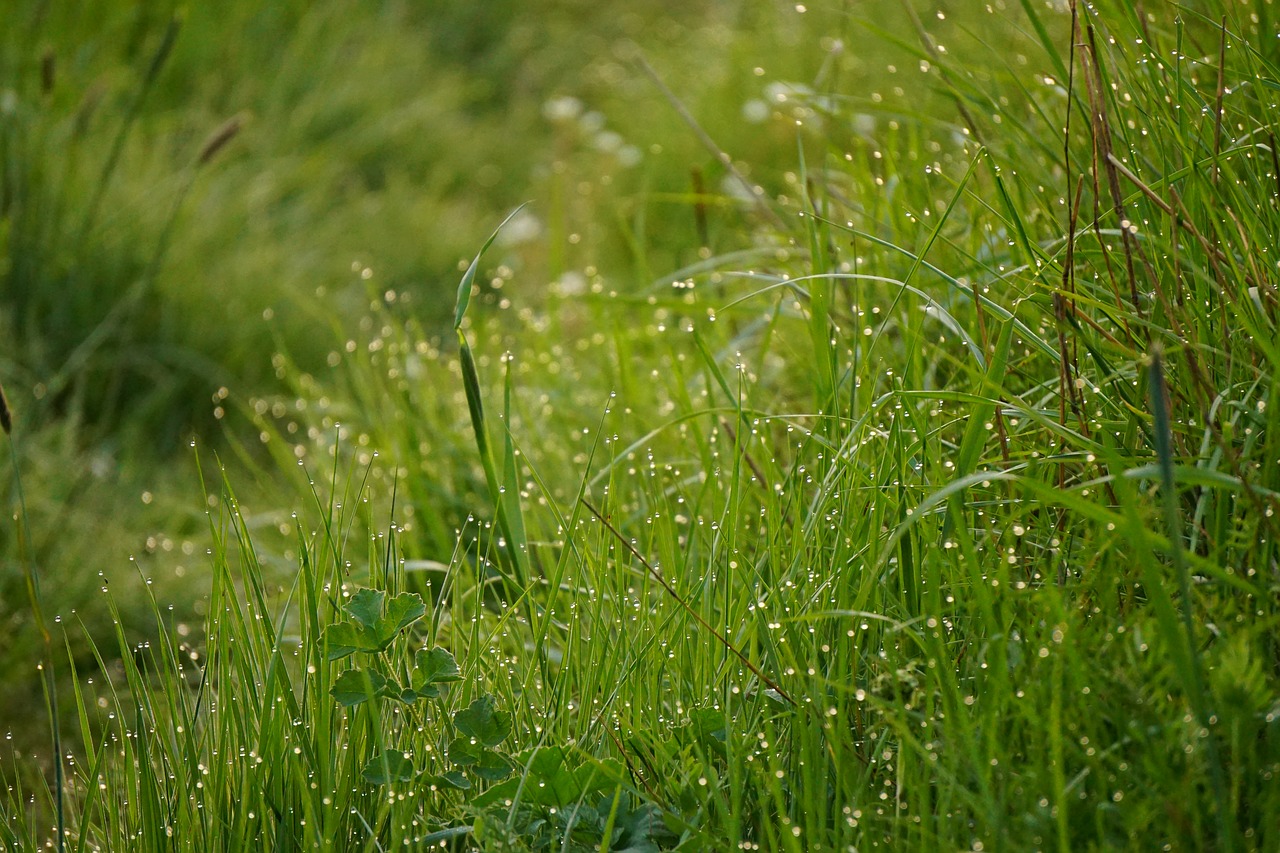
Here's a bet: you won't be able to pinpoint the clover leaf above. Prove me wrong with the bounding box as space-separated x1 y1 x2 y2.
345 588 386 630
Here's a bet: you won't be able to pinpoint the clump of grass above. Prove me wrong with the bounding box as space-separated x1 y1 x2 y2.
5 0 1280 850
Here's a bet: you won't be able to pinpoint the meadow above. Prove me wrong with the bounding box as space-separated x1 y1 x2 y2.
2 0 1278 849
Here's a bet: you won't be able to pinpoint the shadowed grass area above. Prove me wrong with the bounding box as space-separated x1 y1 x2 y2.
3 0 1280 850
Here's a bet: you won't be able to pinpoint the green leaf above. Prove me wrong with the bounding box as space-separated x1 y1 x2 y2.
689 708 726 741
378 592 426 638
322 622 382 661
689 708 727 759
330 668 389 707
454 203 530 331
472 749 515 782
426 770 471 792
345 588 385 629
499 355 530 587
323 588 426 660
410 647 462 699
612 800 677 853
361 749 415 785
387 686 419 704
473 747 627 808
453 695 512 748
421 825 473 845
447 736 485 767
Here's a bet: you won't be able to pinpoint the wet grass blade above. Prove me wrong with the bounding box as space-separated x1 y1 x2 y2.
454 203 530 332
453 207 533 591
1148 346 1233 852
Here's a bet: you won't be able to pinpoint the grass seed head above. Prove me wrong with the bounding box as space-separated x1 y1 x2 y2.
198 114 245 165
40 48 55 95
0 380 11 434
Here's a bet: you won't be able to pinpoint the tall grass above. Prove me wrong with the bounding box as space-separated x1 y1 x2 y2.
4 0 1280 850
0 0 818 764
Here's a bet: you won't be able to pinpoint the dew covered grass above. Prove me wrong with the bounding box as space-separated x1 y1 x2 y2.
3 0 1280 850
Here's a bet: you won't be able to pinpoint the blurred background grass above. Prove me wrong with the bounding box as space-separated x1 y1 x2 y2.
0 0 892 757
0 0 1090 768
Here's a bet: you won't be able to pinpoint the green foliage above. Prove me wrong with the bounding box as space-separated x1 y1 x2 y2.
4 0 1280 850
361 749 416 786
411 647 464 699
322 587 427 659
453 696 513 750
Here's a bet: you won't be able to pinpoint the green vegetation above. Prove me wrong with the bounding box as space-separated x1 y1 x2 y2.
3 0 1279 849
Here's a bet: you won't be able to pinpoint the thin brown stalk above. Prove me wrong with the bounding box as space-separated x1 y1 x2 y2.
1088 193 1133 342
605 726 661 801
1082 20 1144 321
1082 60 1133 340
971 281 1010 462
582 498 795 706
1058 1 1084 435
1055 179 1091 442
1069 301 1126 350
1212 18 1227 186
1171 197 1183 308
1270 132 1280 203
1105 154 1261 299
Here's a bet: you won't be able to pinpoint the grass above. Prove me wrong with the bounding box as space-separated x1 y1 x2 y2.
3 0 1280 849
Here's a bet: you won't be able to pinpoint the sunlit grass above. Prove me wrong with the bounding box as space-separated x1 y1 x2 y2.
4 0 1280 850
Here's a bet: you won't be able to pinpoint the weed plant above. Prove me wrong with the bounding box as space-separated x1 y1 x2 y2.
3 0 1280 850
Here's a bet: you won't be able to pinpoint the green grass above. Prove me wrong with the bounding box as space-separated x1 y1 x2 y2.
3 0 1280 850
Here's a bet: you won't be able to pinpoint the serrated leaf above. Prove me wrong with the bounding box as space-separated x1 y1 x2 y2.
689 708 726 741
345 588 386 629
410 647 461 699
361 749 415 785
447 735 484 767
330 668 389 707
453 695 511 748
689 708 727 758
612 801 677 853
412 683 443 700
419 647 462 682
378 592 426 638
324 589 427 660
